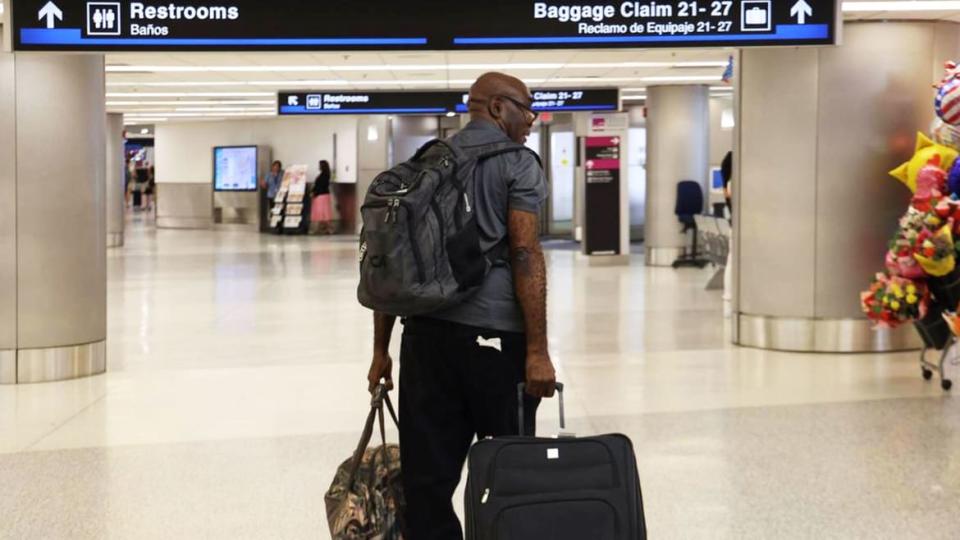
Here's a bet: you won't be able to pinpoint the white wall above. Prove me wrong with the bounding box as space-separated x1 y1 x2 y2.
710 95 735 167
155 116 358 184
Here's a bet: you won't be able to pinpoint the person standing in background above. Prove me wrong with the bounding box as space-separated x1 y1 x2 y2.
260 160 283 232
721 150 734 318
310 160 335 235
144 166 156 212
721 150 733 218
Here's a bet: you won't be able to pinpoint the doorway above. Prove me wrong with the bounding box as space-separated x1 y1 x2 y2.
528 115 576 239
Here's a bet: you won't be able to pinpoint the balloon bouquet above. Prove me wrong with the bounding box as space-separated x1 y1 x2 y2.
862 62 960 388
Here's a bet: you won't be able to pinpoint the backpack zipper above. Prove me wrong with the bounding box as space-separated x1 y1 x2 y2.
463 192 472 213
381 198 401 223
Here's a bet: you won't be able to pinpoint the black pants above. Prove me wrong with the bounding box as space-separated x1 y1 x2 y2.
399 318 539 540
259 190 270 232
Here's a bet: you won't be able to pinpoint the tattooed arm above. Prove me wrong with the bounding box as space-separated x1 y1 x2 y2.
508 208 556 398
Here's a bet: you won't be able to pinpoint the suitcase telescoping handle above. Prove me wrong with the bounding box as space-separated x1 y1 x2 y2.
517 382 566 437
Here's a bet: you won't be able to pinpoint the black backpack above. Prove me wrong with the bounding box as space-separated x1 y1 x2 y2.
358 138 539 317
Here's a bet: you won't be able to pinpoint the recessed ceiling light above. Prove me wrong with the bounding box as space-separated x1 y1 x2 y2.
140 128 150 134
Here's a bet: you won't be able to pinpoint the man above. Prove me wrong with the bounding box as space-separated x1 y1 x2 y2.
366 72 557 539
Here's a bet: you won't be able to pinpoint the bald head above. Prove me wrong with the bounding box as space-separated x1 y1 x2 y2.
467 72 535 143
469 72 531 111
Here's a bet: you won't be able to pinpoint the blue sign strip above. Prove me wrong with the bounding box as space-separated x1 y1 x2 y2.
454 104 618 113
20 28 427 46
453 24 829 45
280 105 447 114
538 104 619 112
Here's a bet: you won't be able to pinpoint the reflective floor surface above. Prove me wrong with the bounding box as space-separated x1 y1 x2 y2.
1 223 958 539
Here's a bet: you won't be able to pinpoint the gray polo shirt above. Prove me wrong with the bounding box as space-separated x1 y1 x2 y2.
429 120 547 333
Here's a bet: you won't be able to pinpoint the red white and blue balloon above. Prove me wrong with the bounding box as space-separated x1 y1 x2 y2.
936 78 960 126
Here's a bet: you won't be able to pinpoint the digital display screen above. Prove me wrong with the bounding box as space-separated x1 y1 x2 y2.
712 167 724 190
12 0 837 51
213 146 258 191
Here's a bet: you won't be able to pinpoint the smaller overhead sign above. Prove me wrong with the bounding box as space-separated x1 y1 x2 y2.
278 89 620 116
278 92 461 115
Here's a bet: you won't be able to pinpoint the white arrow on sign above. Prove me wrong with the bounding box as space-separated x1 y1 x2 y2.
38 1 63 29
790 0 813 24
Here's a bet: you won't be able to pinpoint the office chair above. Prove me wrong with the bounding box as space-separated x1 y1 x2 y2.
672 180 710 269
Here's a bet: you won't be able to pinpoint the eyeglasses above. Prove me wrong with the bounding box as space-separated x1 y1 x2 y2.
495 94 539 124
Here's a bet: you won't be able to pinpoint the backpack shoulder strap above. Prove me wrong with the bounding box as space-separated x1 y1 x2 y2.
467 141 543 169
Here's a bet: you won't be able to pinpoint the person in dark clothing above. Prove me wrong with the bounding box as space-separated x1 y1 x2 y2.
144 166 156 212
310 160 334 234
721 150 733 217
366 72 557 540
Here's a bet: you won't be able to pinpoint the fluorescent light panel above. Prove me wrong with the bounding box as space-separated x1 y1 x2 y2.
105 61 730 73
118 107 276 113
107 75 719 88
107 92 274 97
842 1 960 11
125 111 277 118
107 100 275 106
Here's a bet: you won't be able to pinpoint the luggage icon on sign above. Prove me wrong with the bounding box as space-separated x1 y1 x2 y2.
740 0 771 32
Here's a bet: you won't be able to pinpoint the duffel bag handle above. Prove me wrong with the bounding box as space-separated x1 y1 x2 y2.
346 384 399 492
517 382 567 437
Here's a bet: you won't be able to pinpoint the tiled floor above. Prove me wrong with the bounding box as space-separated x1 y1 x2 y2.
1 224 958 539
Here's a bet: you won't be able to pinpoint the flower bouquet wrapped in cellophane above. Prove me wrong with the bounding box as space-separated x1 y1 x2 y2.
861 273 930 328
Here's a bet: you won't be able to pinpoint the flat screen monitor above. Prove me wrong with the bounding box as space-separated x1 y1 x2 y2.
711 167 724 191
213 146 258 191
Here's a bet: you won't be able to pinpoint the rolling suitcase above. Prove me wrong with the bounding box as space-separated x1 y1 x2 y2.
464 383 646 540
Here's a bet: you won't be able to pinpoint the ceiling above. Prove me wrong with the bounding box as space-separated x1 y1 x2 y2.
108 49 736 125
103 2 960 125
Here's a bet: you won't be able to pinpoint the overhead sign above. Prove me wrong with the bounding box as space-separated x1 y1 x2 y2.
13 1 838 51
279 92 463 116
279 89 620 116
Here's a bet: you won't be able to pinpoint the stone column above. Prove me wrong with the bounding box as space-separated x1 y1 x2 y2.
644 85 710 266
0 53 107 383
735 22 960 352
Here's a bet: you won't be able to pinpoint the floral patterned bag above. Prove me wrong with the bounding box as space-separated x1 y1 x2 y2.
325 386 405 540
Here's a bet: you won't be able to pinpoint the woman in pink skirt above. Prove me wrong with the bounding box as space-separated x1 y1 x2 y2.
310 160 335 234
